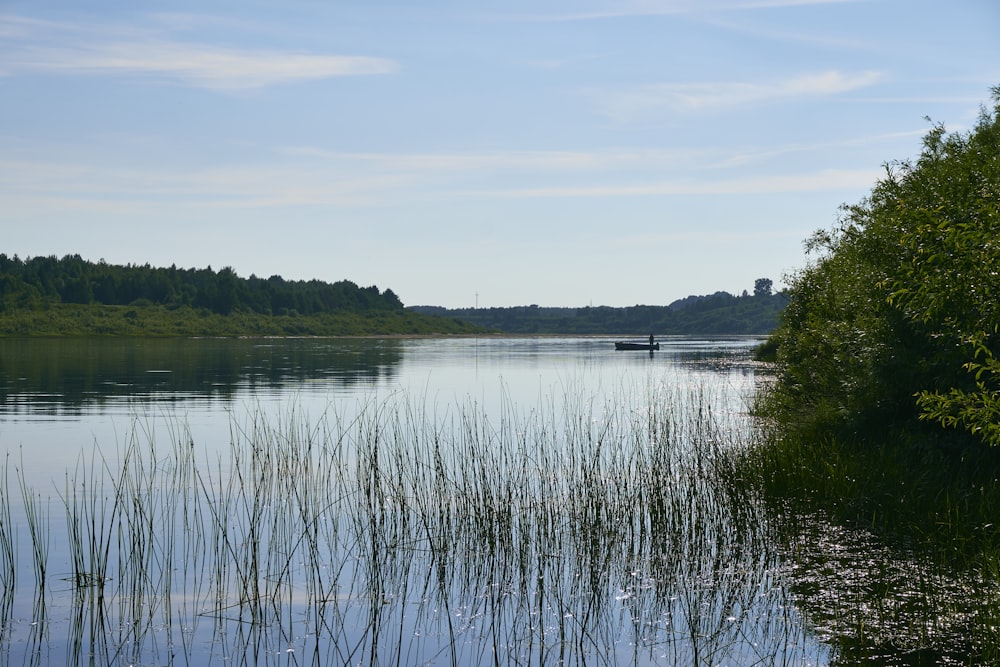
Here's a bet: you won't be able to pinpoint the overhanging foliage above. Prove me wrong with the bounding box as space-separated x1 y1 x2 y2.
762 86 1000 446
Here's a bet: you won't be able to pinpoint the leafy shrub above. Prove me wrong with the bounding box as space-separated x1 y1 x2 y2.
761 87 1000 447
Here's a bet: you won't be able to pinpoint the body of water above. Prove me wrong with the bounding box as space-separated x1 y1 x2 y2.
0 335 981 666
0 336 756 489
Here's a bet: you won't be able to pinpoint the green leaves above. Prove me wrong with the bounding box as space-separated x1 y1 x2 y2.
763 88 1000 446
915 333 1000 446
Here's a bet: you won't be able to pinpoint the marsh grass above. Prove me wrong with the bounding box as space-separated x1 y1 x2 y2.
0 458 15 635
0 384 821 666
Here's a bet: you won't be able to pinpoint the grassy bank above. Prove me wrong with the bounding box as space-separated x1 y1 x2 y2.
0 302 488 336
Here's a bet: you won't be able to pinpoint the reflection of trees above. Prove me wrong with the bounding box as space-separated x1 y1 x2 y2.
779 516 1000 665
0 338 403 414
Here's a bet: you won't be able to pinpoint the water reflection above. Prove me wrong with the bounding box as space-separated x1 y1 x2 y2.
0 336 761 419
1 335 994 664
781 514 1000 666
0 337 404 415
0 377 827 666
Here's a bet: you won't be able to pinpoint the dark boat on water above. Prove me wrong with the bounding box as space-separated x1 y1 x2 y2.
614 341 659 351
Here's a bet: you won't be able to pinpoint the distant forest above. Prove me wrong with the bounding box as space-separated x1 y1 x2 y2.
0 254 786 336
410 286 788 335
0 254 404 316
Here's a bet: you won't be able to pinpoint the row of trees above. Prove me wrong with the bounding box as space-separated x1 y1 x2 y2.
0 254 404 317
762 87 1000 447
411 285 786 335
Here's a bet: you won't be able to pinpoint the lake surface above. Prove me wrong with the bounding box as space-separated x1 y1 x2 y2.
0 336 982 665
0 336 757 489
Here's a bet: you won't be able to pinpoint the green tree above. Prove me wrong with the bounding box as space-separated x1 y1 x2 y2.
753 278 773 297
381 288 403 310
763 86 1000 445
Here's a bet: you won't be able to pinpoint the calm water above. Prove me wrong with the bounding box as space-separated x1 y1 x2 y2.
0 336 983 666
0 336 757 489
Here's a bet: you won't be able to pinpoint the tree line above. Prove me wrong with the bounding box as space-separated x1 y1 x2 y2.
0 254 404 317
411 285 786 335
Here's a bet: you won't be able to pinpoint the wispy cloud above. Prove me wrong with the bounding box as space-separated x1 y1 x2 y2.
15 41 397 90
510 0 865 22
0 13 397 91
0 140 881 219
0 146 702 213
592 70 883 120
472 167 882 198
278 146 712 172
712 128 928 168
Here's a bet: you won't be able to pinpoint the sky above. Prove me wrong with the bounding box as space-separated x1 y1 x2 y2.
1 1 998 309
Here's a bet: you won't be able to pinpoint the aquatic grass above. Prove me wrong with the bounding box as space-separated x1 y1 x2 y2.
10 451 53 598
0 379 828 665
60 445 122 592
0 457 15 636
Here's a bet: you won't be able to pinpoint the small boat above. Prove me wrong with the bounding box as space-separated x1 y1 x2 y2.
614 341 659 351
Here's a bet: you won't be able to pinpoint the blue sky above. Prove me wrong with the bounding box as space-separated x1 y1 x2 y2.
2 1 998 308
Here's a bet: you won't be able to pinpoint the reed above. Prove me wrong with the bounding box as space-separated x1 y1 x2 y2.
1 381 826 665
0 456 15 631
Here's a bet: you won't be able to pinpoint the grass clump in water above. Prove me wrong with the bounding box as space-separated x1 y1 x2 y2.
0 382 823 666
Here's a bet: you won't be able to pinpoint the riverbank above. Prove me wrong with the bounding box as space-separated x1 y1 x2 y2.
0 302 489 337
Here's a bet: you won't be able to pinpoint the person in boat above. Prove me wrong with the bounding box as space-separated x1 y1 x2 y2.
649 333 655 348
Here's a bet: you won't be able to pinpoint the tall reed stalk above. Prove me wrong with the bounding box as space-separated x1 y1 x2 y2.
1 380 829 665
0 456 15 632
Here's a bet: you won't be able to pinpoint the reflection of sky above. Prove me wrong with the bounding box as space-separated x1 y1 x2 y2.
0 335 835 666
1 336 763 491
388 337 761 426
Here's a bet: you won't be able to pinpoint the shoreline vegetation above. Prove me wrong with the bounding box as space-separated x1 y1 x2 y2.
747 88 1000 661
0 301 487 337
0 254 786 337
0 255 489 337
410 289 787 336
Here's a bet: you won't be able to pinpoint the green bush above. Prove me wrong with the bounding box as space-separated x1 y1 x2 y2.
761 87 1000 448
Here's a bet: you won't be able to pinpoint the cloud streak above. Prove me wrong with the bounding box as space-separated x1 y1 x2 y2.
473 168 882 198
511 0 866 22
1 146 881 217
593 70 884 120
0 14 397 90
